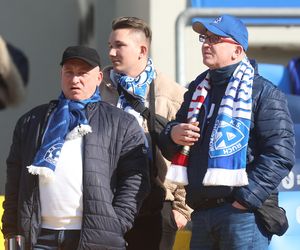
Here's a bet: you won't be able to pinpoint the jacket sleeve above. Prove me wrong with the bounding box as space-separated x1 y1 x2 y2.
113 115 150 233
233 81 295 210
1 118 23 238
164 181 193 220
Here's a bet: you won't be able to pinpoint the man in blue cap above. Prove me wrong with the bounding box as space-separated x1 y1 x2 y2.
159 14 295 249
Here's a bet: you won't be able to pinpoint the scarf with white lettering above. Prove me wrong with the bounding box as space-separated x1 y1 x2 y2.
166 58 253 186
202 57 254 186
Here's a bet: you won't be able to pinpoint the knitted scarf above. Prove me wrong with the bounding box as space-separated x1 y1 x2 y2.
165 75 211 186
198 58 253 186
166 58 253 186
113 58 156 111
27 88 101 181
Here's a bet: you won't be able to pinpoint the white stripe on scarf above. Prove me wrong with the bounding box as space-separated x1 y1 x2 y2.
189 57 254 186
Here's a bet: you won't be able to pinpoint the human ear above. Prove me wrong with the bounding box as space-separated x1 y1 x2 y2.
232 45 243 60
97 70 103 85
139 45 148 59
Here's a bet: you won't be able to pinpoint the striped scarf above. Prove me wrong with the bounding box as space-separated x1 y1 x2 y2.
165 75 211 186
194 57 254 186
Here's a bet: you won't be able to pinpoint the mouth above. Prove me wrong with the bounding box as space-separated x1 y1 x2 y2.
112 61 120 66
70 86 81 91
203 51 212 57
111 58 121 65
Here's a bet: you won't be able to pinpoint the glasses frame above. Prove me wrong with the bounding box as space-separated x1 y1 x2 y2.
199 34 239 45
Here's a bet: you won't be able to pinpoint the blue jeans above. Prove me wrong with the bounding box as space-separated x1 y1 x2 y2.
32 228 80 250
190 203 269 250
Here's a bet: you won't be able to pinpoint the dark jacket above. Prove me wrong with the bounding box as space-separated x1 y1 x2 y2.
2 100 150 250
159 61 295 211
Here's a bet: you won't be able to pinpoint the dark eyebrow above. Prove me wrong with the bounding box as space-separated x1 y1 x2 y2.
114 40 126 45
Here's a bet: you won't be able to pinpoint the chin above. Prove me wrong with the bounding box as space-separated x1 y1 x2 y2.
113 63 126 72
203 60 216 69
202 60 211 68
68 94 83 101
70 97 81 101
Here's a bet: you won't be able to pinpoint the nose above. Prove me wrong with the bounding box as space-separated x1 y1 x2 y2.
72 75 81 84
202 42 210 48
109 47 116 57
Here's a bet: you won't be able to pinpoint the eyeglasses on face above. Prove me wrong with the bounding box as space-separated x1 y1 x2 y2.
198 34 239 45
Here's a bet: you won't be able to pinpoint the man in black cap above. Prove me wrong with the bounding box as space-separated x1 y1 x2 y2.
1 45 150 250
159 14 294 249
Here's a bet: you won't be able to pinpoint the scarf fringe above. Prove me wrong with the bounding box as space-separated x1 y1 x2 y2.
66 124 92 140
166 164 188 186
166 146 190 185
27 165 55 183
202 168 249 187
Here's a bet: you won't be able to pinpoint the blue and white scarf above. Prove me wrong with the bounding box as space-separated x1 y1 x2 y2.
113 58 156 111
27 88 101 181
202 57 254 186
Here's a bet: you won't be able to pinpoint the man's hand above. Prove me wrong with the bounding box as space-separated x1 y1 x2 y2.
170 122 200 146
172 210 188 230
232 201 248 210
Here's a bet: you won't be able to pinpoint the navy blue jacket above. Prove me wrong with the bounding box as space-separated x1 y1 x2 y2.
159 62 295 211
2 101 150 250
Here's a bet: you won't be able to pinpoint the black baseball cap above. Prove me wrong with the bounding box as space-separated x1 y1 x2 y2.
60 45 101 67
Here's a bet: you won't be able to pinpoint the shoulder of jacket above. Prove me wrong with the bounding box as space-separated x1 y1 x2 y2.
252 74 285 101
16 102 52 127
154 71 187 101
28 102 54 115
97 101 135 120
187 70 209 89
101 65 114 87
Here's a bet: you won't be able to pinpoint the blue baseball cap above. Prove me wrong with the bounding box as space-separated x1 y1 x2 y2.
192 14 248 51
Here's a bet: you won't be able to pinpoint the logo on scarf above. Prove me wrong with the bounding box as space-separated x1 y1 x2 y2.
43 143 63 165
209 114 249 158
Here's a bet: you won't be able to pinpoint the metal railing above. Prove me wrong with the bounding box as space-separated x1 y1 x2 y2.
175 8 300 85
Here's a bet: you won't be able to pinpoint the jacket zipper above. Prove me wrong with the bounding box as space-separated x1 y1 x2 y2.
30 101 57 247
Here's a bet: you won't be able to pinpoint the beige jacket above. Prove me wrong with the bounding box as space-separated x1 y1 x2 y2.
100 66 192 220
